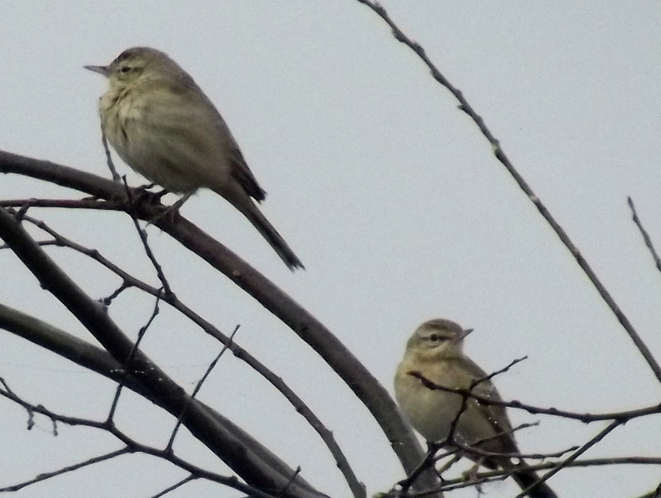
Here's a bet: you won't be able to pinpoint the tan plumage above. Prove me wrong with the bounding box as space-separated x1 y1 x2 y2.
85 47 303 270
395 319 557 498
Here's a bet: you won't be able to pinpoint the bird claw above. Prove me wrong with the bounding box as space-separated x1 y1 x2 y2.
133 184 167 204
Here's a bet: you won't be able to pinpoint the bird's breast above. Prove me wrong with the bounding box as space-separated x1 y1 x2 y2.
395 368 465 442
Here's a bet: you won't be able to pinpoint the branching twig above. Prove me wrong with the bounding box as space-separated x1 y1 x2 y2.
514 420 622 498
409 371 661 423
9 214 363 497
0 384 278 498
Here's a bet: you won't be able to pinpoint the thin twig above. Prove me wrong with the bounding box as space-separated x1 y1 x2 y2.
101 128 121 182
471 357 527 389
151 475 197 498
409 371 661 422
122 177 173 297
13 214 363 498
514 420 621 498
0 448 133 491
628 197 661 275
107 289 164 421
167 325 241 450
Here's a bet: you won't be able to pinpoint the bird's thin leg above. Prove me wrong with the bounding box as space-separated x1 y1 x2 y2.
145 192 193 226
170 191 194 212
461 457 486 491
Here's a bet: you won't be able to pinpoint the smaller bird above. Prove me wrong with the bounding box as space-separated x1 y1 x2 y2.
85 47 303 270
394 319 557 498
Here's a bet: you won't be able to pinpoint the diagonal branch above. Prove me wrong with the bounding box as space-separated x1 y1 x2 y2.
628 197 661 275
0 448 133 492
0 383 278 498
0 206 325 498
14 212 365 497
354 0 661 383
0 149 434 494
0 301 318 497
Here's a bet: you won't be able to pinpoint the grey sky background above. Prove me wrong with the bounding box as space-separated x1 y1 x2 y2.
2 2 661 497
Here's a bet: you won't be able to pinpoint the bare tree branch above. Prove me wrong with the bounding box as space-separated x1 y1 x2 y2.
0 448 133 492
514 420 622 498
9 212 365 497
354 0 661 384
0 302 321 496
0 382 280 498
0 206 325 498
0 149 430 494
409 371 661 423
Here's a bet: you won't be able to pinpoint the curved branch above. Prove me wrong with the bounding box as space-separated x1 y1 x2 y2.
0 149 434 493
17 210 362 495
0 301 320 496
0 208 325 498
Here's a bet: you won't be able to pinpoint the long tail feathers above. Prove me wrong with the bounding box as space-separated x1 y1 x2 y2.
241 203 304 271
511 467 558 498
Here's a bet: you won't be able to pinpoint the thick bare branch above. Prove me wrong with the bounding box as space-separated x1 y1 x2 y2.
6 214 364 497
0 207 325 498
0 149 432 494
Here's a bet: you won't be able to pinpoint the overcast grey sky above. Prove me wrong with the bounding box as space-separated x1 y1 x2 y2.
2 2 661 497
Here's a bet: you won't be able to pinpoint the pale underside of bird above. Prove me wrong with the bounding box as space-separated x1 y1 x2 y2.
85 46 304 271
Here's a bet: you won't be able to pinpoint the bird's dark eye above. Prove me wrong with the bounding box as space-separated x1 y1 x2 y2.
429 333 440 342
120 66 132 74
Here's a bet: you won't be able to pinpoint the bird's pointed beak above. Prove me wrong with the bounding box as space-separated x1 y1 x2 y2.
84 65 110 77
458 328 474 341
